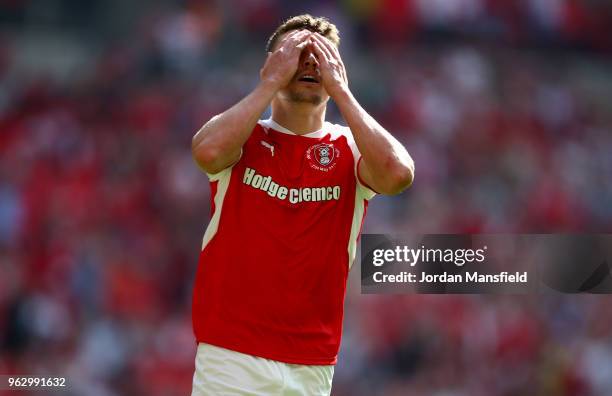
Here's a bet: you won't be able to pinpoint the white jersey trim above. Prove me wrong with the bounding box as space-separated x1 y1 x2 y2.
258 118 328 139
348 195 367 269
327 124 376 201
201 166 233 250
323 124 374 268
260 119 376 200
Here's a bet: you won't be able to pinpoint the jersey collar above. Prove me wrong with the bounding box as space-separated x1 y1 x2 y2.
260 118 327 139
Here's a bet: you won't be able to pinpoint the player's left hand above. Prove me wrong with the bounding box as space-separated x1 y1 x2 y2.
309 33 349 98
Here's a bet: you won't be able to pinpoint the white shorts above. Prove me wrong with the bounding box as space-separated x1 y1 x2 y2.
191 343 334 396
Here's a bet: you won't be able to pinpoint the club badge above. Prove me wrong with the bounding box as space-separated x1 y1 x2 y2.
306 143 340 171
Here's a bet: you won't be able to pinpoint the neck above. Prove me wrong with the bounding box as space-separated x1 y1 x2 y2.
270 97 326 135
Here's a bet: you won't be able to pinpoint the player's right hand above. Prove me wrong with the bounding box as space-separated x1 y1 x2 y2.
260 30 311 90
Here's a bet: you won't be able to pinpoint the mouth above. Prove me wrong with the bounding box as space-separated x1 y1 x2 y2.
297 73 320 84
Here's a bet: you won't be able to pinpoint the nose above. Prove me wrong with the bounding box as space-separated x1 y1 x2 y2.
301 49 318 69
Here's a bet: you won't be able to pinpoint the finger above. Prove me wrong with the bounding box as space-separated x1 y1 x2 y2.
312 34 347 82
280 33 311 57
312 34 337 55
282 30 310 48
296 40 309 51
283 29 306 41
312 34 343 66
275 30 298 47
272 30 305 53
311 38 333 64
310 39 331 65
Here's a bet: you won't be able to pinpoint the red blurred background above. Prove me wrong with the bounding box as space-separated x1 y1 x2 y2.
1 1 612 395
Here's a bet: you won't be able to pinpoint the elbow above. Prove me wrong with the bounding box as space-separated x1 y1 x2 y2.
191 117 241 175
191 134 222 174
382 160 415 195
191 115 239 175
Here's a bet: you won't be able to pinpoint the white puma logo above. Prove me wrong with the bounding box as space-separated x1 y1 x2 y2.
261 141 274 157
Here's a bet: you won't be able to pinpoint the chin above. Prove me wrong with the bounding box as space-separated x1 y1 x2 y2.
278 84 328 105
287 89 324 105
294 94 324 105
288 89 326 105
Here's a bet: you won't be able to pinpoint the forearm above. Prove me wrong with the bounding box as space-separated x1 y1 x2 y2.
192 81 278 174
334 89 414 194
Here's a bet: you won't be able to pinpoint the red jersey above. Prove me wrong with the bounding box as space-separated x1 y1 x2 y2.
192 118 376 365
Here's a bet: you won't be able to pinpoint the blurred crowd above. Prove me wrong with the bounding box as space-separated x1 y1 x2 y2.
1 0 612 395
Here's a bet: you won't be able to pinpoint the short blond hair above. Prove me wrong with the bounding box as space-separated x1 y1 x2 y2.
266 14 340 52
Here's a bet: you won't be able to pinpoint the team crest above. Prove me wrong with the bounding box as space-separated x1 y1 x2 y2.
306 143 340 171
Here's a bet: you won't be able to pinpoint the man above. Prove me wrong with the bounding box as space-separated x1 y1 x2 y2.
190 14 414 395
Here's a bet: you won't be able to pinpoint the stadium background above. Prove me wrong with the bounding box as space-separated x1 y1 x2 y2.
1 0 612 395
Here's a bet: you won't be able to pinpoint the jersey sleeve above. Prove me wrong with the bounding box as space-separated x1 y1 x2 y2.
205 120 265 180
339 125 377 201
205 149 242 181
